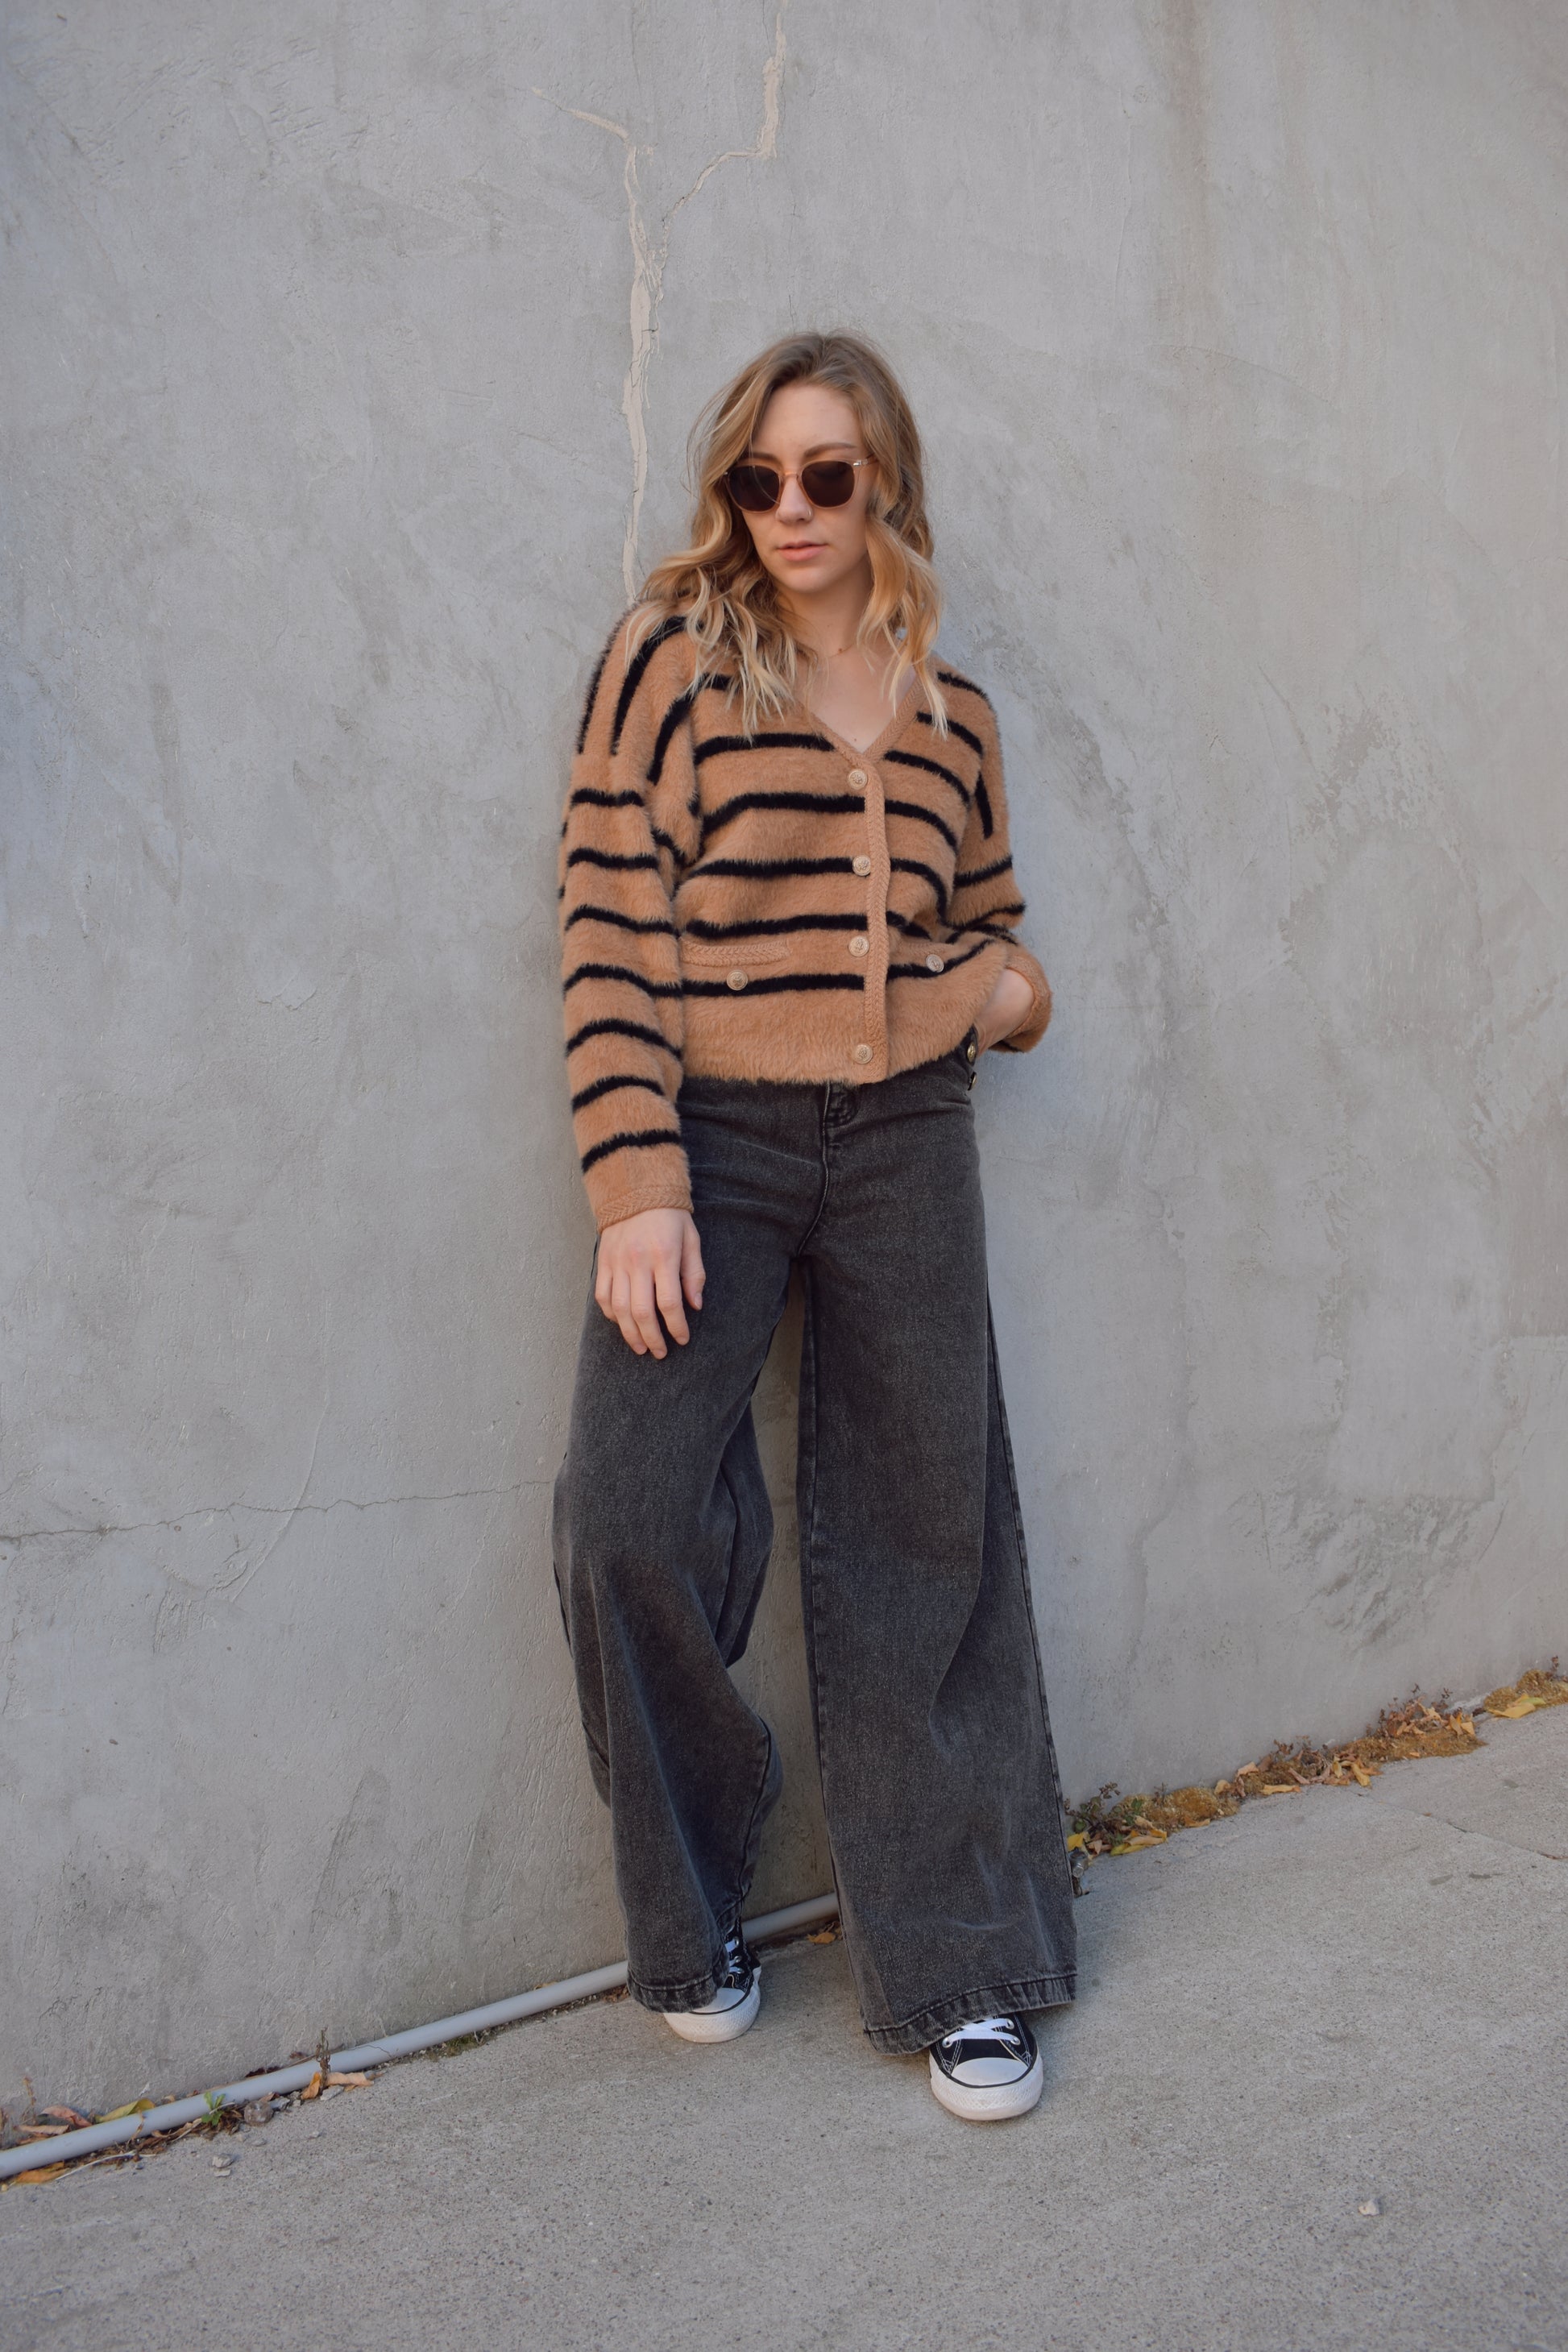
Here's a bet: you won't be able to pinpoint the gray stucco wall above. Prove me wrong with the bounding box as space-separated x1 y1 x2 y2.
3 1 1564 2110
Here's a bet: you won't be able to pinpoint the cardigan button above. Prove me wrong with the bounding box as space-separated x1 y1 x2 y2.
726 968 749 991
849 935 869 957
847 768 867 790
852 854 872 877
926 954 944 973
852 1043 873 1064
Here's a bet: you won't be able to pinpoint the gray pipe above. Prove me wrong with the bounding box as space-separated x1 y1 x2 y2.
0 1892 838 2184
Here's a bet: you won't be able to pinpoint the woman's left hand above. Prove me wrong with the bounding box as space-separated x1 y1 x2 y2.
973 964 1036 1054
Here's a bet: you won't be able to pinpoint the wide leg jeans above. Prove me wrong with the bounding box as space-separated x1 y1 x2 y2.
552 1036 1077 2054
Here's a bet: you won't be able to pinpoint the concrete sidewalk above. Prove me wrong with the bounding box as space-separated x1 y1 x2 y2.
4 1707 1566 2352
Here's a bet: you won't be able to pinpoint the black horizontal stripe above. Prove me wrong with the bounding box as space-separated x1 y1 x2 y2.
890 853 951 912
649 824 688 867
581 1127 683 1176
919 708 983 757
563 963 683 1000
976 776 994 837
566 1016 682 1061
682 972 864 999
566 845 662 874
889 939 989 981
568 786 645 813
953 853 1014 890
687 855 856 883
570 1072 670 1114
681 913 866 941
610 616 685 753
693 731 834 765
885 748 971 806
564 904 678 937
701 790 865 847
575 630 616 753
964 906 1025 934
937 666 993 709
647 682 700 787
883 796 961 855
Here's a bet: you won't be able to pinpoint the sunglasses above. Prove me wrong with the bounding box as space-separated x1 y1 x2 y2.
725 456 873 513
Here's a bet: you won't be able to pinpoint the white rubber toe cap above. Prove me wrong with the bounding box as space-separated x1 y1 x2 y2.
928 2044 1044 2121
660 1972 761 2043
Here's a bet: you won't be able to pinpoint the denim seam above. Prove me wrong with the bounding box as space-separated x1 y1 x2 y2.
733 1715 778 1910
988 1301 1074 1846
862 1969 1079 2056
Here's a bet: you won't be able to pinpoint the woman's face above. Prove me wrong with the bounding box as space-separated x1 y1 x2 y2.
734 380 877 605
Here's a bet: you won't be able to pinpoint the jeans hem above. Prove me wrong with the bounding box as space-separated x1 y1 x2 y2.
861 1969 1077 2056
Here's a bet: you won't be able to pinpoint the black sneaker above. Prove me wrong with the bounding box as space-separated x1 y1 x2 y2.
659 1930 760 2043
927 2012 1043 2120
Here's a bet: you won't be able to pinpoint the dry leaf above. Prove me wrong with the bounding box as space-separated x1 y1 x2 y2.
1486 1692 1546 1719
323 2071 371 2089
1065 1832 1087 1852
13 2163 68 2185
39 2107 91 2127
806 1927 840 1944
1261 1783 1296 1795
97 2098 155 2123
300 2068 323 2101
15 2124 68 2141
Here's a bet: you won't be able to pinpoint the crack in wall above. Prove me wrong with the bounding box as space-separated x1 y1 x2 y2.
536 4 789 597
0 1483 545 1545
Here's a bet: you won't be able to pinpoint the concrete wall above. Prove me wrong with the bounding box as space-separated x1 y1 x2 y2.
3 0 1564 2110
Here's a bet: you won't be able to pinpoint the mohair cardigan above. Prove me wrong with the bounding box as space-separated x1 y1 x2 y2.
558 612 1053 1232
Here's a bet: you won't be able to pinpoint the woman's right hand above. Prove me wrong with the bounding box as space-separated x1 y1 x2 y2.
595 1209 706 1358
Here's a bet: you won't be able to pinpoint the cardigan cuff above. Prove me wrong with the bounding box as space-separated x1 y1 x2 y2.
994 944 1052 1052
586 1159 695 1234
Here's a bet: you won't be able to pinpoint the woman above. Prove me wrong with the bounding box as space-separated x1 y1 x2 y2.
553 330 1076 2122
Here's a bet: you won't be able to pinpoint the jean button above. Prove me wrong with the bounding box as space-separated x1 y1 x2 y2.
727 968 749 991
966 1041 977 1063
849 935 869 957
848 768 867 790
852 1043 873 1064
852 853 872 877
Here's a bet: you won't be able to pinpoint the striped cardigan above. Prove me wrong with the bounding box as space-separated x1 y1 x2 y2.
558 612 1052 1231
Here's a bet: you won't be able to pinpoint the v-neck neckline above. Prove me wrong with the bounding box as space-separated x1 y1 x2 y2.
803 675 923 765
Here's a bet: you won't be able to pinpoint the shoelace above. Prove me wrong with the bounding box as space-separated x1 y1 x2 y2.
716 1933 752 1987
940 2014 1025 2057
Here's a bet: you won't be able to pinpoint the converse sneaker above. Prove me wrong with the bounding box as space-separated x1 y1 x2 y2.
927 2013 1043 2120
659 1930 760 2043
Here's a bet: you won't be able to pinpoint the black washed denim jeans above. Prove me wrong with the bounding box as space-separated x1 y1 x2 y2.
552 1034 1077 2054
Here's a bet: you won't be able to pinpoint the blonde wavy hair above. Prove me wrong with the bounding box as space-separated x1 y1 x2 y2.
628 330 948 737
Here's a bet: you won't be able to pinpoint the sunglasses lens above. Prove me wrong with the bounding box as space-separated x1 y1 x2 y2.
728 464 781 512
799 461 858 507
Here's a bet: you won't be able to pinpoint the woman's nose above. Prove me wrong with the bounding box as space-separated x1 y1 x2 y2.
775 475 814 521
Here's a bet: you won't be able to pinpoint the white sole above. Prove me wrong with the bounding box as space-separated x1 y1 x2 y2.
660 1973 761 2043
928 2048 1044 2122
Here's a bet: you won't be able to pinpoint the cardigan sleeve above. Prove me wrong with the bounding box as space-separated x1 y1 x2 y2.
558 614 703 1230
945 695 1052 1054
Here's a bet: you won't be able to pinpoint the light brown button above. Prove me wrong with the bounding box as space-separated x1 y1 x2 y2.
926 953 944 973
849 935 869 957
852 1043 873 1064
847 768 868 790
852 853 872 877
726 968 749 991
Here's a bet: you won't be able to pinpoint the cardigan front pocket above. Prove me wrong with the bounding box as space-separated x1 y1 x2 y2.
678 935 792 970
